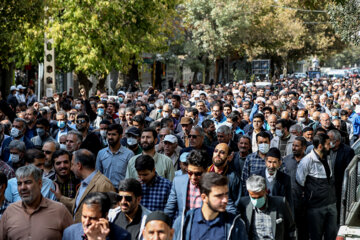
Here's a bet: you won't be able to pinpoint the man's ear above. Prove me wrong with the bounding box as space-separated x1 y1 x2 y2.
154 137 158 145
227 152 234 162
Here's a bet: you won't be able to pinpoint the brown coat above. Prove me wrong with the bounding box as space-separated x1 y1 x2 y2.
60 171 115 223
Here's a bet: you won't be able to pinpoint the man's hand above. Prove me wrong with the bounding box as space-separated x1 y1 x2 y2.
53 93 60 102
85 218 110 240
50 181 62 200
33 102 39 110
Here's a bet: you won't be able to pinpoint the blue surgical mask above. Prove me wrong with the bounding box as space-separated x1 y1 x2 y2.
118 97 123 103
97 108 105 116
57 121 66 129
275 129 283 138
10 127 21 138
36 128 46 138
9 153 20 163
258 143 270 154
250 196 266 208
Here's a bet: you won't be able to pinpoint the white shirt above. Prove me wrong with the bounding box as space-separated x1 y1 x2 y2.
265 168 277 183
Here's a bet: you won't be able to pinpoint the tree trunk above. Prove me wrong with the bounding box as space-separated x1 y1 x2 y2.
76 71 92 97
0 63 14 99
96 75 107 92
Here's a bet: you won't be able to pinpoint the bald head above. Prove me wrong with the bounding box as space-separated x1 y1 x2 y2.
213 143 231 168
312 111 321 121
320 113 331 129
281 111 289 120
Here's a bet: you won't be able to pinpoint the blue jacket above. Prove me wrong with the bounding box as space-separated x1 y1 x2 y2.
2 136 34 163
62 222 131 240
173 208 248 240
164 174 189 220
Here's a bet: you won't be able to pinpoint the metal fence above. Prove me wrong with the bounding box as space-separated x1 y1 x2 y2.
340 155 360 225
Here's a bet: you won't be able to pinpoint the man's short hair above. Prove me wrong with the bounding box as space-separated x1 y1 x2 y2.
24 149 45 164
328 129 341 142
246 175 266 192
171 95 181 102
294 136 307 147
99 119 111 126
302 127 313 133
186 150 208 169
107 124 123 135
253 113 265 122
265 148 281 161
51 149 72 166
14 118 27 130
15 164 42 182
185 107 199 116
135 155 155 172
256 131 271 143
216 125 231 135
36 118 50 128
132 115 145 126
118 178 142 197
67 130 83 143
83 192 111 218
276 119 290 131
9 140 26 153
199 172 228 196
142 127 157 140
202 119 214 129
77 113 90 123
73 149 95 170
313 133 329 149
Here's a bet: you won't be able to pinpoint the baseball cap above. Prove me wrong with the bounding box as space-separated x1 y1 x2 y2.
17 84 26 90
10 86 17 91
179 152 189 163
125 127 140 137
163 134 177 144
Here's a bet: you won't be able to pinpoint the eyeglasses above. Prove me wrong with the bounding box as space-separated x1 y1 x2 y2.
187 170 203 177
188 135 199 139
159 134 166 138
76 119 86 124
43 150 52 155
118 195 133 202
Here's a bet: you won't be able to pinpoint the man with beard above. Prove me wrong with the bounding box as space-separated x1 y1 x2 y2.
142 211 174 240
0 165 73 239
50 149 79 198
53 149 115 223
24 107 38 139
75 114 102 156
135 155 171 211
202 119 217 147
109 179 151 240
253 148 292 211
231 136 251 175
208 143 241 214
283 137 308 240
96 124 134 190
126 128 174 181
31 118 55 148
173 173 248 240
296 133 337 240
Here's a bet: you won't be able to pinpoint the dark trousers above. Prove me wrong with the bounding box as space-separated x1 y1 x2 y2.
307 203 338 240
294 203 308 240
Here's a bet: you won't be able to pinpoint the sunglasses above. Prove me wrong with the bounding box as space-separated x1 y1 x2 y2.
187 170 203 177
43 150 52 155
188 135 199 139
76 119 86 124
118 195 133 202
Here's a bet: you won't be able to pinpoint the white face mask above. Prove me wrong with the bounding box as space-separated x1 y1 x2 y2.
127 137 137 146
258 143 270 154
100 130 107 138
10 127 21 138
60 144 67 150
162 112 170 118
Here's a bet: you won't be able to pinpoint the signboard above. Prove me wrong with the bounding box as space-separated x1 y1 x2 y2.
252 60 270 76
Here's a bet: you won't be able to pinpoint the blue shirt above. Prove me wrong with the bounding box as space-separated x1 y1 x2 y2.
140 174 172 211
5 176 56 203
96 145 134 188
190 208 226 240
75 170 97 213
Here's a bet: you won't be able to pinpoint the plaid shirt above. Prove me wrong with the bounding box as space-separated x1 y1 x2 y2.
0 199 10 219
52 172 80 198
0 160 15 180
186 181 202 210
140 174 172 211
241 151 266 189
252 203 274 239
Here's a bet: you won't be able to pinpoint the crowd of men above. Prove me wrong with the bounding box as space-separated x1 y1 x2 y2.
0 78 357 239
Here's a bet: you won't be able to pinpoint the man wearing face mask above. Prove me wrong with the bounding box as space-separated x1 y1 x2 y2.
96 124 134 190
270 119 296 157
297 109 314 129
51 111 74 142
327 129 354 219
98 119 110 148
296 133 337 240
238 175 295 240
241 131 272 193
30 118 55 148
2 118 34 163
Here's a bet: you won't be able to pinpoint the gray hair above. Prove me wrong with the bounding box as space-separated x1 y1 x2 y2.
67 130 83 143
331 109 339 115
44 140 60 150
155 100 164 108
246 175 266 192
163 103 173 111
192 125 204 137
56 110 67 119
16 164 42 182
289 124 302 134
328 129 341 142
9 140 26 153
14 118 27 130
172 108 180 115
217 125 231 135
